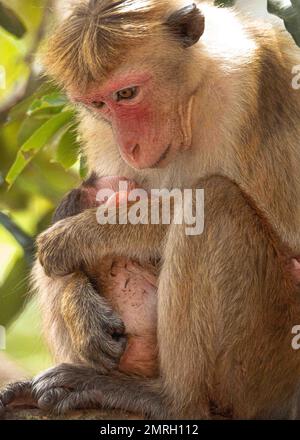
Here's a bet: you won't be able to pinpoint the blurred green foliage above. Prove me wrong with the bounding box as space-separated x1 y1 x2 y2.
0 0 80 374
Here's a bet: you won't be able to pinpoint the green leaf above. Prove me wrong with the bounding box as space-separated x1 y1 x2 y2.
0 1 26 38
268 0 300 46
17 117 47 146
7 83 56 123
27 92 68 117
6 111 75 187
55 126 80 169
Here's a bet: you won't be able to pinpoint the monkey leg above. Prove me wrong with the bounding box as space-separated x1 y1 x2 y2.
30 363 167 418
32 261 127 371
61 272 127 370
35 255 158 377
1 365 167 419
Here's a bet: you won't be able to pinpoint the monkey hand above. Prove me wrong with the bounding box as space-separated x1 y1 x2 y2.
37 203 153 278
37 218 85 277
31 364 102 414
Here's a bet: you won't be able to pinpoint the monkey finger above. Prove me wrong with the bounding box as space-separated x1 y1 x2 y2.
102 324 128 359
78 332 127 371
54 389 104 415
38 389 103 415
0 381 34 411
102 333 128 364
37 387 71 412
32 364 99 401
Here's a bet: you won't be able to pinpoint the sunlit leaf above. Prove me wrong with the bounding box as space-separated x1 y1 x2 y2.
6 110 75 186
0 27 29 104
27 92 68 117
7 83 56 123
17 117 46 146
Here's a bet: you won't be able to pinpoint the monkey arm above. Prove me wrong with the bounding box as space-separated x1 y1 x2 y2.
61 272 127 370
37 201 168 279
31 260 128 373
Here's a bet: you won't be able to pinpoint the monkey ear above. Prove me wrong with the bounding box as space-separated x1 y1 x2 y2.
165 3 205 48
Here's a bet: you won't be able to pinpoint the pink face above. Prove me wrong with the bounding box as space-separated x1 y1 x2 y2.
72 71 186 169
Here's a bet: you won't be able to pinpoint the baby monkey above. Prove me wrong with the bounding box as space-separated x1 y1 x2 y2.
52 175 159 378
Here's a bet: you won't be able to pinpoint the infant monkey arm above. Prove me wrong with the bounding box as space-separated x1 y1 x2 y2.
37 204 168 278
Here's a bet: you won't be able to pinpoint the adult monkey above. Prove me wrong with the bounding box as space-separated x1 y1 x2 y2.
2 0 300 419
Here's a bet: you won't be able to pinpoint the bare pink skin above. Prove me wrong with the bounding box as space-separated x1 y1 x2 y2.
71 71 181 169
290 258 300 285
95 257 158 378
86 176 159 377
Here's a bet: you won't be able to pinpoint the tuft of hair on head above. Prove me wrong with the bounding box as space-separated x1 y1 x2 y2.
42 0 172 90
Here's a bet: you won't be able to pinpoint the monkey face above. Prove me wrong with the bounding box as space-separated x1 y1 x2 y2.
71 53 198 170
50 2 206 171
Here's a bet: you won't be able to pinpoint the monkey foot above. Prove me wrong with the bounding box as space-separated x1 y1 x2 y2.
0 368 96 416
30 364 112 415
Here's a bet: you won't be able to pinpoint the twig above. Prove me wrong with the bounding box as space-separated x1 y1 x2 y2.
0 212 34 264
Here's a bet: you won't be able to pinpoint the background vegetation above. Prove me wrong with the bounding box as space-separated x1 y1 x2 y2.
0 0 299 377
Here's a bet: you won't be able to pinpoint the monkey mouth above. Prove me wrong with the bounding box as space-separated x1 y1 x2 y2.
150 144 171 168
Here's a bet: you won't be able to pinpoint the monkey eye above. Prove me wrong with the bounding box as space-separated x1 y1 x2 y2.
91 100 105 109
115 87 139 102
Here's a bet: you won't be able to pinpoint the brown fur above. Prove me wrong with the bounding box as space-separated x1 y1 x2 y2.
42 0 173 88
